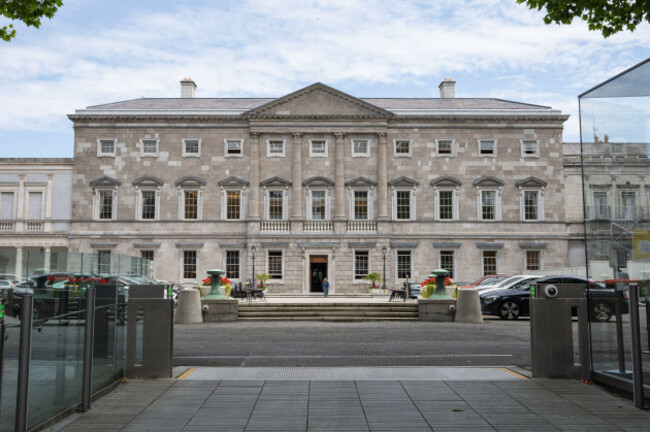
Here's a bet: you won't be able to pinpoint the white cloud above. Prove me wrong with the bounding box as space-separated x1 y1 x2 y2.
0 0 648 142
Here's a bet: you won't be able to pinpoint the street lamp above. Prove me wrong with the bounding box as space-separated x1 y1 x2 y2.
251 245 256 290
381 245 388 290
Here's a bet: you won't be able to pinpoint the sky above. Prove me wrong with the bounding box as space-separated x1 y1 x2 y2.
0 0 648 158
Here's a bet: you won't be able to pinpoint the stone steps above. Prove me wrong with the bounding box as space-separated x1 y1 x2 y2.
238 302 419 321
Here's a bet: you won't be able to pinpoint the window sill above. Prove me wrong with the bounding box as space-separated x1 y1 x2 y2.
225 154 243 158
182 153 201 158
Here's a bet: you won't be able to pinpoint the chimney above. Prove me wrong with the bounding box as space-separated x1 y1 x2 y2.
604 134 609 143
180 78 196 98
438 78 456 98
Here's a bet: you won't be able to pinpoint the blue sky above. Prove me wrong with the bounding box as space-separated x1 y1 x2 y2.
0 0 648 158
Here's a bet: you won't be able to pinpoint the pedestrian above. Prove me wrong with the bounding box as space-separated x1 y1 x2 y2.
322 277 330 298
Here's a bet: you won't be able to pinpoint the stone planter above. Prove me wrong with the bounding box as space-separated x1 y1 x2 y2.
201 299 238 322
418 298 457 322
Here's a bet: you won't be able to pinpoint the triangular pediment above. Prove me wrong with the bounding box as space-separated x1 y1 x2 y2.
260 176 292 187
133 175 164 187
245 83 392 118
302 176 335 187
90 176 121 187
176 175 207 187
430 176 462 187
345 176 377 187
388 176 419 187
217 176 249 187
515 176 547 188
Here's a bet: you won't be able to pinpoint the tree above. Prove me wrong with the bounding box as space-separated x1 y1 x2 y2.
516 0 650 37
1 0 63 42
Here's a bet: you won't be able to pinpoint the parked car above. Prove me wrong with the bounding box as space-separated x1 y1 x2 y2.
408 282 421 299
459 274 511 289
480 275 629 321
477 275 540 294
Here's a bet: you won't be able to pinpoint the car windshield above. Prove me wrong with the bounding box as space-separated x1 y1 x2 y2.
509 277 538 290
490 275 525 288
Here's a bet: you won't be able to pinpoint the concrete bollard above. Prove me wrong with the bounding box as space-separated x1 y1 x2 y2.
174 289 203 324
454 288 483 323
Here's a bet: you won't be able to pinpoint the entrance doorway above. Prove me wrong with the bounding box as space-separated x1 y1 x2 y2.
309 255 328 293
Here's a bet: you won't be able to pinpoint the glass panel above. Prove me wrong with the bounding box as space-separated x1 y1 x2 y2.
479 140 495 155
99 191 113 220
100 139 115 154
354 251 369 279
28 192 42 220
396 191 410 220
525 250 540 271
524 191 539 220
268 251 282 279
311 140 326 154
227 191 241 220
0 192 14 219
311 191 326 220
397 251 411 279
481 191 495 220
438 140 452 155
353 139 368 155
226 140 241 155
483 251 497 275
440 251 455 279
184 140 200 154
354 191 368 220
580 58 650 394
142 140 157 153
141 191 156 220
439 191 453 220
183 251 197 280
226 251 240 279
268 191 283 220
184 190 198 220
269 140 284 154
395 140 410 154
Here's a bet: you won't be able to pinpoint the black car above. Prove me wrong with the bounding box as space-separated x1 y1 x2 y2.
480 275 629 321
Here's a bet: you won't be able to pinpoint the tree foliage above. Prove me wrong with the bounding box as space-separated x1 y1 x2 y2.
517 0 650 37
0 0 63 42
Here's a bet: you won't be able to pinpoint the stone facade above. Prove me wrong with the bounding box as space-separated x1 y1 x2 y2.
67 81 570 292
0 158 73 278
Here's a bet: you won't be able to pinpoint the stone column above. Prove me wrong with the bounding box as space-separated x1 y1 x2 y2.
334 133 346 220
377 133 388 220
291 133 303 220
44 247 51 273
15 247 23 280
16 175 25 231
249 133 260 220
45 174 53 232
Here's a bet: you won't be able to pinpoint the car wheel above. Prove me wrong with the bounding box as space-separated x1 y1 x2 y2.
592 303 612 322
498 301 521 320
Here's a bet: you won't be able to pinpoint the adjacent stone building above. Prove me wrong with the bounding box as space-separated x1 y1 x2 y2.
0 158 73 277
67 80 570 292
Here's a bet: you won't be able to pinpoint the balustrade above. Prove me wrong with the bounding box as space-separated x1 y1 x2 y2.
347 220 377 232
260 220 290 232
303 220 333 232
0 221 14 231
26 221 44 231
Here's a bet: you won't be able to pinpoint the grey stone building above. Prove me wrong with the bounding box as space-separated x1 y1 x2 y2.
67 80 569 293
0 158 73 278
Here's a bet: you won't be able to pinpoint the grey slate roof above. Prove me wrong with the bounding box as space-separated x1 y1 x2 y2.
81 97 551 113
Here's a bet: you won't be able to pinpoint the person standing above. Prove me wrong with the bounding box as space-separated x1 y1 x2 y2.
322 277 330 298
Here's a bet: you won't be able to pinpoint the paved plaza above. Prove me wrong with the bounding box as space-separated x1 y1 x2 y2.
55 367 650 431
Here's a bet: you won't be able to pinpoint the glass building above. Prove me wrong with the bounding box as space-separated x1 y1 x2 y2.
580 57 649 400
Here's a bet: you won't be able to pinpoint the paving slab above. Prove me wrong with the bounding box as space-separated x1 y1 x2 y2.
53 368 650 431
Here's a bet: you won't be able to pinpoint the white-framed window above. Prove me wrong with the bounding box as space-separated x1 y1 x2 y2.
520 139 539 158
392 189 415 221
267 139 286 157
478 189 500 221
593 191 609 219
266 190 286 220
138 190 158 220
97 139 116 157
521 190 543 221
0 191 15 220
309 139 328 157
182 189 201 220
27 191 44 220
308 190 329 220
225 139 243 157
267 250 283 280
354 250 370 280
351 139 370 157
435 139 455 157
140 139 159 157
225 250 240 280
396 250 412 280
140 250 155 277
393 139 412 157
482 250 498 276
182 250 198 281
351 190 372 220
439 250 455 279
435 189 457 221
478 139 497 158
620 190 637 220
97 250 112 274
95 189 116 220
525 250 541 271
182 139 201 157
223 190 243 220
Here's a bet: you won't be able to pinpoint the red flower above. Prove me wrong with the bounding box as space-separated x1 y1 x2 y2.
221 277 230 285
202 277 211 284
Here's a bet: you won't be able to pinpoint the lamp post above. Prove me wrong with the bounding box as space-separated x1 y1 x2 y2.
381 245 388 291
251 245 256 290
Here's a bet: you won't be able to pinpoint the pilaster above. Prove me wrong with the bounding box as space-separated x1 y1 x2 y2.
377 133 388 221
249 133 260 220
334 132 346 221
291 132 303 220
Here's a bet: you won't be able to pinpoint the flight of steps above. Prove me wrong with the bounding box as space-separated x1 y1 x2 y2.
238 301 419 321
